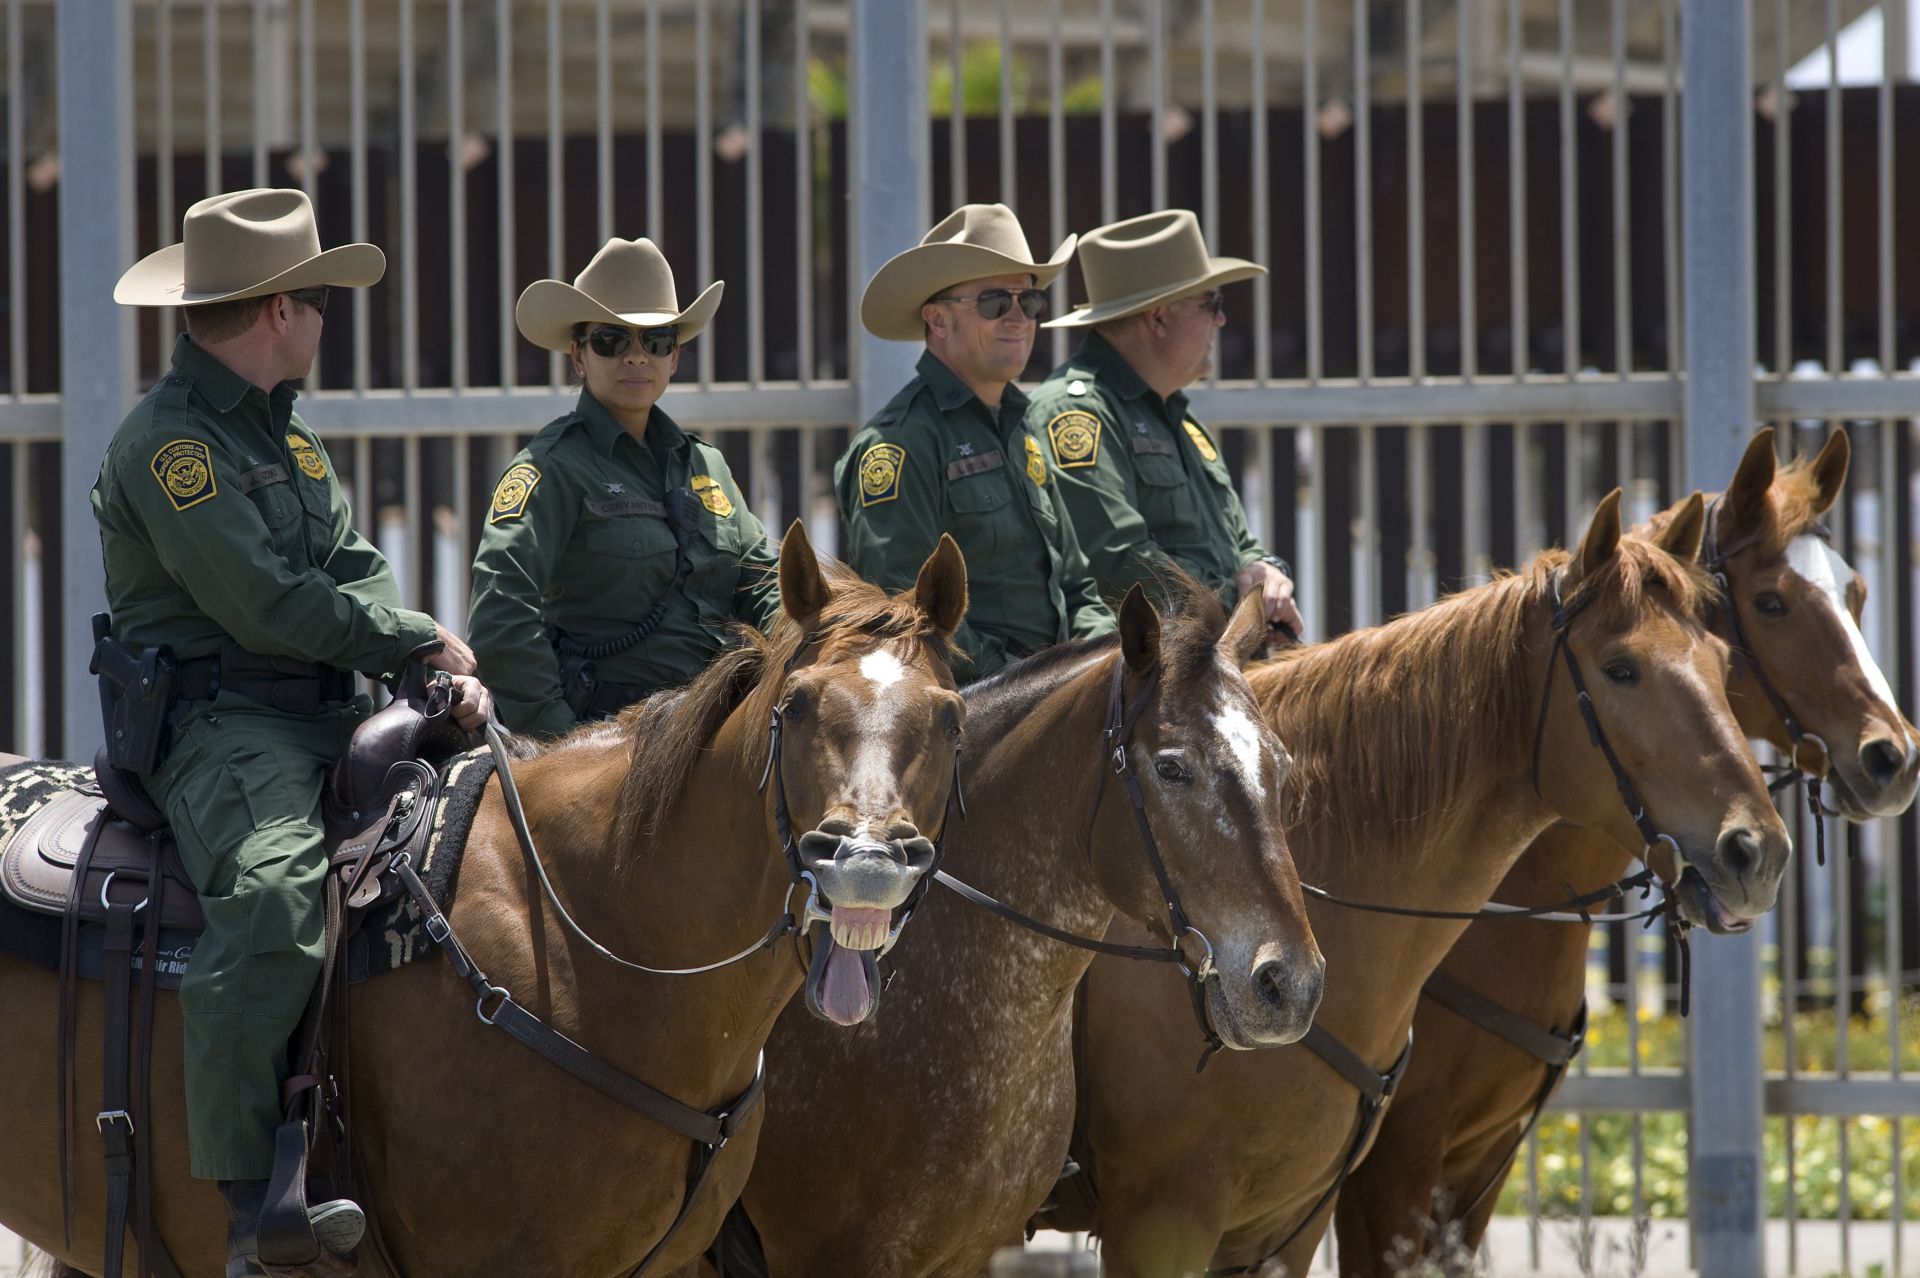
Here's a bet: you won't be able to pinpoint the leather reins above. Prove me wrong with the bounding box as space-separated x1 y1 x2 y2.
934 656 1230 1068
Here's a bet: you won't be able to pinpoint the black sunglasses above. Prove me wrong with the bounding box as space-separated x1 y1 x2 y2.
578 324 680 359
1194 289 1226 318
285 286 329 316
929 287 1051 322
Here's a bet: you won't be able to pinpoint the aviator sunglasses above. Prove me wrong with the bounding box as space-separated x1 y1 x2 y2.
576 323 681 359
928 287 1052 322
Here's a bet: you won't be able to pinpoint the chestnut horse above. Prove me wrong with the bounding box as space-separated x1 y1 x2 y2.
711 581 1323 1277
1050 490 1792 1278
0 526 970 1276
1333 428 1920 1275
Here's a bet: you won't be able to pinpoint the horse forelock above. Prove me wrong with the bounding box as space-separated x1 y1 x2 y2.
1562 534 1719 631
609 560 951 856
1755 456 1839 563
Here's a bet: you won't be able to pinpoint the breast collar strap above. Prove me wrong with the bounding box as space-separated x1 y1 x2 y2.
1703 494 1835 864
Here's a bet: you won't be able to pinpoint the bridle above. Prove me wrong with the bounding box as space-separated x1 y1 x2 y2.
756 634 967 955
1703 495 1836 864
935 655 1229 1068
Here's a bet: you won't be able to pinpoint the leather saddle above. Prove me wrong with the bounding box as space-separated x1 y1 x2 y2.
0 664 471 937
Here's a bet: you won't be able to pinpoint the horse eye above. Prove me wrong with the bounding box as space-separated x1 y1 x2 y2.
1154 753 1193 784
782 692 810 722
1603 661 1637 685
1754 592 1788 616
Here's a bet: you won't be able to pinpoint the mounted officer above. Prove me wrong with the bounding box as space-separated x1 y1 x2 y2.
466 237 781 737
94 187 492 1276
837 203 1114 683
1030 209 1303 638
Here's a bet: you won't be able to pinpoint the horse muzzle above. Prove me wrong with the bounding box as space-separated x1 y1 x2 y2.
795 832 936 915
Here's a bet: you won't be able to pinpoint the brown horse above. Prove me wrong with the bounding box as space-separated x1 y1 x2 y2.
711 581 1323 1277
0 525 972 1276
1052 490 1792 1278
1332 428 1920 1275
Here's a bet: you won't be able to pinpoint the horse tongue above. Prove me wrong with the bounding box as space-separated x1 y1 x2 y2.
817 942 874 1026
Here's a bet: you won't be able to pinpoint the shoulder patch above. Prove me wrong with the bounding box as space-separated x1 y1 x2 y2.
286 433 328 479
150 439 218 511
1182 419 1219 463
691 473 735 517
1023 435 1048 486
488 462 542 524
1047 410 1102 469
858 442 906 507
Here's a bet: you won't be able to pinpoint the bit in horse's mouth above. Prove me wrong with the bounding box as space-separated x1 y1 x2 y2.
804 918 885 1026
1676 867 1754 936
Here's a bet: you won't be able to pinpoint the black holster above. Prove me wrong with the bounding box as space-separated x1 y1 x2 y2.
90 613 176 776
556 650 600 722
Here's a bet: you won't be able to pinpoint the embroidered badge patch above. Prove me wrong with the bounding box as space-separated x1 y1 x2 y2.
1024 435 1048 486
1047 410 1101 469
150 439 218 511
488 462 542 524
286 433 328 479
1182 419 1219 462
692 473 735 517
858 443 905 507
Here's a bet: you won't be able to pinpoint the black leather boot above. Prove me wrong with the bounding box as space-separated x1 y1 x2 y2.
219 1179 364 1278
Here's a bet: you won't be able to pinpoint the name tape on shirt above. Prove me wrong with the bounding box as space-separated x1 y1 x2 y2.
1047 410 1101 469
489 462 542 523
1182 419 1219 462
151 438 218 511
692 473 735 517
858 443 906 507
287 433 329 479
1024 435 1048 486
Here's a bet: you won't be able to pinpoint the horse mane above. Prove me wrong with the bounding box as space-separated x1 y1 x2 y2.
579 560 947 854
1257 535 1715 866
1659 454 1833 564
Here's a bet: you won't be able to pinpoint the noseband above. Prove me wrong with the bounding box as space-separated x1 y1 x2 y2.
756 636 967 951
1703 495 1835 864
934 655 1228 1069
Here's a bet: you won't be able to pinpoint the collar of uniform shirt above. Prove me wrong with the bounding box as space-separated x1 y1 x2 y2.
576 388 691 459
173 331 289 416
1075 329 1188 423
915 347 1031 417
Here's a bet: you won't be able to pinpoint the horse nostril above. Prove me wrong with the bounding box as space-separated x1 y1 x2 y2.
1253 955 1324 1016
1715 827 1761 884
1860 738 1908 788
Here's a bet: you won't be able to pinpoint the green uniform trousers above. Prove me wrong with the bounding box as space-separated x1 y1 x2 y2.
147 690 365 1181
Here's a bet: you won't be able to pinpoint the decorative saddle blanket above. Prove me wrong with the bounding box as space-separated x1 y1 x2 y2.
0 750 497 987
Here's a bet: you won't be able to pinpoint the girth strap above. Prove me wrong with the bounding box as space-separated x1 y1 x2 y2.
1420 970 1582 1067
1208 1026 1414 1275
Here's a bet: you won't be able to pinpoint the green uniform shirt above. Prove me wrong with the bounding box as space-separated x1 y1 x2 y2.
467 390 780 738
1027 331 1273 608
835 350 1114 683
91 333 437 676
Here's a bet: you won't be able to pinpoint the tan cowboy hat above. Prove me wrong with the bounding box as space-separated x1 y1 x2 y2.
114 187 385 307
859 203 1077 342
515 237 723 353
1044 208 1265 329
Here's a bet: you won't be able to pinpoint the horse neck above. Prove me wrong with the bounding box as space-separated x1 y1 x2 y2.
1262 591 1570 1060
909 652 1119 1026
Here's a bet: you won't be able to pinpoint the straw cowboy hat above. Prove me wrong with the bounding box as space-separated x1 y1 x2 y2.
114 187 385 307
860 203 1077 342
515 237 723 353
1045 208 1264 329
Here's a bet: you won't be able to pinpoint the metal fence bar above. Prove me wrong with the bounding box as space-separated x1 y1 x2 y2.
1772 0 1790 376
449 0 467 392
947 0 963 209
1304 0 1321 383
747 0 765 386
794 0 812 384
496 0 515 392
350 0 369 390
1251 0 1269 385
1150 0 1165 211
596 0 612 244
1662 0 1680 372
1824 0 1841 376
156 0 175 366
545 0 562 388
1610 0 1629 377
1202 0 1219 336
1047 0 1066 370
59 0 136 758
1558 0 1577 379
298 0 317 386
251 0 267 186
997 0 1013 205
6 0 22 397
1354 0 1371 382
1457 0 1474 381
851 0 926 421
696 0 714 387
10 444 29 751
1682 0 1762 1270
1878 3 1896 373
204 0 220 195
1405 0 1423 383
1507 0 1527 377
399 0 419 391
646 0 662 241
1099 0 1114 224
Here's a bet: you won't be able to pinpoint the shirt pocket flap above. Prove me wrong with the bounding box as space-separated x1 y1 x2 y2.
947 472 1013 514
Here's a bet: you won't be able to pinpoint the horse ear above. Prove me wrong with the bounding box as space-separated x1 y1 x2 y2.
1808 428 1850 516
779 519 831 625
1117 585 1161 675
1720 427 1777 539
1218 590 1268 670
1653 491 1707 563
1574 489 1625 581
911 533 969 640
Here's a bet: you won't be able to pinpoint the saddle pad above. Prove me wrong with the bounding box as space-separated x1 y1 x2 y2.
349 747 497 982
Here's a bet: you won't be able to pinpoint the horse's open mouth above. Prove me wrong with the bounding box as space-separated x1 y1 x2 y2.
1676 867 1754 936
802 907 892 1026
